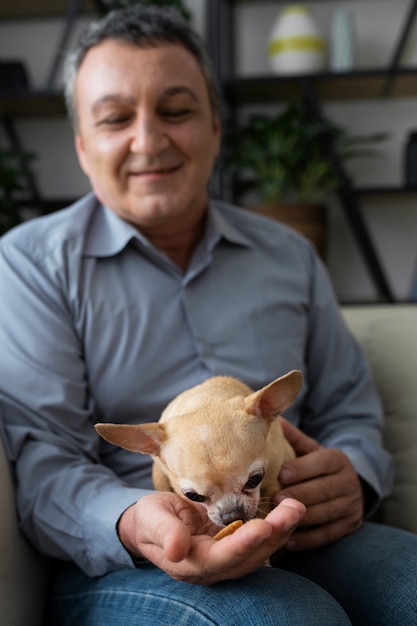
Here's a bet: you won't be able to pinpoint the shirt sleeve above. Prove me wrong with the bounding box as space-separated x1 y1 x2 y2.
0 233 148 577
298 253 394 514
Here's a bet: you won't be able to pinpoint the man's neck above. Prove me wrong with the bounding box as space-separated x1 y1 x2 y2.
143 214 206 271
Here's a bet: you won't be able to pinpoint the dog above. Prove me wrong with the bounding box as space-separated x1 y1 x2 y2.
95 370 302 528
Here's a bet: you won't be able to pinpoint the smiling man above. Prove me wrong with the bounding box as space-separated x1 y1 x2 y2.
0 5 416 626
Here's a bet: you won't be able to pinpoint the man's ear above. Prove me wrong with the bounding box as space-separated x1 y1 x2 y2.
75 134 90 177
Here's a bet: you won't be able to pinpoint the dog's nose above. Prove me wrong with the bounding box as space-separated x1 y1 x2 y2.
220 506 245 526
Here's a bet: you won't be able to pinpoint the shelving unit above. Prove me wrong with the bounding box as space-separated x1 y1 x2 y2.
0 0 100 215
206 0 417 302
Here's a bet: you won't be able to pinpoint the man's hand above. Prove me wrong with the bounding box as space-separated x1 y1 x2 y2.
275 418 364 551
117 491 305 585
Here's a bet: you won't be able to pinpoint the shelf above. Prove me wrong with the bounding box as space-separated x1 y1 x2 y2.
0 0 96 19
224 68 417 104
357 185 417 196
0 90 66 117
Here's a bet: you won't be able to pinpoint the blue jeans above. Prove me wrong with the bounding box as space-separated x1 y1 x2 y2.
45 523 417 626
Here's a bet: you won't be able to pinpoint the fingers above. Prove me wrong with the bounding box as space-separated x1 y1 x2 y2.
274 448 365 551
160 498 209 562
121 492 202 563
279 417 322 456
158 520 192 563
231 498 306 552
279 447 349 489
203 498 306 580
265 498 306 534
277 449 362 509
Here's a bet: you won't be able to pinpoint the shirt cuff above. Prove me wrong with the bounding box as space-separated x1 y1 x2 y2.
81 485 152 577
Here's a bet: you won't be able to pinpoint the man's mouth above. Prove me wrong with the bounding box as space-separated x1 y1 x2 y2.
129 163 182 179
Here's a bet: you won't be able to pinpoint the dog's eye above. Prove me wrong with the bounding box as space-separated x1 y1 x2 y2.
244 472 264 490
184 491 207 503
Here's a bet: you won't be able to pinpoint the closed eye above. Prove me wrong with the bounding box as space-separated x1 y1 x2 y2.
183 491 207 503
244 471 265 491
104 116 131 125
160 108 193 122
97 113 133 127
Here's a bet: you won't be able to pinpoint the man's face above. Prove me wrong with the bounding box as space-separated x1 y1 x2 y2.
74 39 221 232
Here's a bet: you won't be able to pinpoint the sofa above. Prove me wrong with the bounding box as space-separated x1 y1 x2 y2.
1 304 417 626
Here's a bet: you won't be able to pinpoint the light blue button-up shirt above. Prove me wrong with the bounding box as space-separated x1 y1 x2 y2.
0 193 393 576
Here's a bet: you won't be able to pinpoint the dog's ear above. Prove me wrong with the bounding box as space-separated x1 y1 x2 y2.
94 423 166 456
244 370 302 421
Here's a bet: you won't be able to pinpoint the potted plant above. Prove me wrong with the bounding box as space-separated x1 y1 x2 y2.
224 101 386 257
0 148 35 236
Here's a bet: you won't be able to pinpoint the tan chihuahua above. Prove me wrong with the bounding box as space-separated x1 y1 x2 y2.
95 370 302 528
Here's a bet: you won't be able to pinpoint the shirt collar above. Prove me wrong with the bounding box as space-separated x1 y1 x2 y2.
209 200 254 249
83 198 253 259
84 202 152 258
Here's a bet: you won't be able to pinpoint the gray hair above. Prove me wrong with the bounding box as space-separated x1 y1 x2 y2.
63 4 221 129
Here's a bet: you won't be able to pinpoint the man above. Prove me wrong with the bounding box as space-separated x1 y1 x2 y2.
0 5 415 625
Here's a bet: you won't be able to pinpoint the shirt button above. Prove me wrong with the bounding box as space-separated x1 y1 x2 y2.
202 344 213 357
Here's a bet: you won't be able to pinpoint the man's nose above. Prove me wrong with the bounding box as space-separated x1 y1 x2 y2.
130 114 169 154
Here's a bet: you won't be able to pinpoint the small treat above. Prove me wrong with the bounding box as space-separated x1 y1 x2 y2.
213 520 243 541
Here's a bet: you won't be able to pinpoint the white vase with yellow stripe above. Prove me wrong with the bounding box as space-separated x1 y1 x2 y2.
268 5 326 74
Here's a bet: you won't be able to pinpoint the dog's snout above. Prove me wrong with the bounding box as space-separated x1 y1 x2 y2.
220 506 245 526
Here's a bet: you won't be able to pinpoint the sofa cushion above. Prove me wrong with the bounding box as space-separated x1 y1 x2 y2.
343 306 417 534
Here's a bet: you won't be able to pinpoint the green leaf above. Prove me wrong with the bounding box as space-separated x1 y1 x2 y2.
224 102 388 204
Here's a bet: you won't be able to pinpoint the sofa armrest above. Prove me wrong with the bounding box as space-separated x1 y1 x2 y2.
0 434 50 626
341 304 417 534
